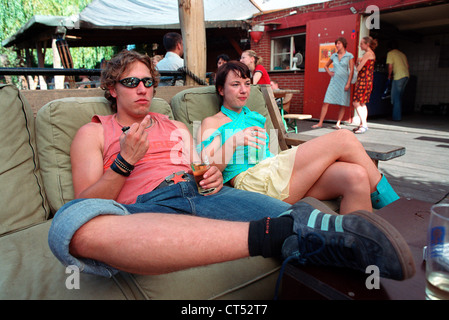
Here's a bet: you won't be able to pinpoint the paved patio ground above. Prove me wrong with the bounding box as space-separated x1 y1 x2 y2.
295 112 449 204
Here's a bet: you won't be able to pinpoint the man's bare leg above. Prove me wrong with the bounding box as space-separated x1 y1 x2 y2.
70 213 250 275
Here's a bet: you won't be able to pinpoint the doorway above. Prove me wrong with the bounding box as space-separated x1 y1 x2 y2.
369 2 449 119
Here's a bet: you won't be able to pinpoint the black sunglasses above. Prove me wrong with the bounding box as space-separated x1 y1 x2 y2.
119 77 154 88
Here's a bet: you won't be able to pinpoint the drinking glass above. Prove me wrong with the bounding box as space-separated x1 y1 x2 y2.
191 153 216 195
426 204 449 300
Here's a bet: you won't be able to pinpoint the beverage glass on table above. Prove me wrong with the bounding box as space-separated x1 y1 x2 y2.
425 204 449 300
191 153 216 195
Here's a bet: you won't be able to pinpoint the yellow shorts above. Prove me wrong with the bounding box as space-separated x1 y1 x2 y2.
233 146 298 201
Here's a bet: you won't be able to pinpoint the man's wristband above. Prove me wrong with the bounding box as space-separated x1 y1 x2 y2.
110 160 131 177
116 153 135 171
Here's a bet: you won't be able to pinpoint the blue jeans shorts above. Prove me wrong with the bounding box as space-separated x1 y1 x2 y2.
48 178 291 277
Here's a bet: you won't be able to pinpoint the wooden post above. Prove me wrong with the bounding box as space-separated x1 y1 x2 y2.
35 41 48 90
52 38 64 89
178 0 206 86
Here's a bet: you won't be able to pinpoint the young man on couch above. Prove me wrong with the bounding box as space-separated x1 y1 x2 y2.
48 50 415 282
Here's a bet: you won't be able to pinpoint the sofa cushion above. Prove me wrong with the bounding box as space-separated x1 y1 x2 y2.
130 256 281 299
170 85 278 149
0 221 134 299
0 219 280 299
35 96 173 213
0 84 50 235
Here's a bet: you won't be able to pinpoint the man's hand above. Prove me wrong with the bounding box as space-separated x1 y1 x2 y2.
119 115 151 165
200 165 223 195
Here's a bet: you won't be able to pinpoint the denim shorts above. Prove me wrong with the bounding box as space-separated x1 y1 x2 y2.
48 178 291 277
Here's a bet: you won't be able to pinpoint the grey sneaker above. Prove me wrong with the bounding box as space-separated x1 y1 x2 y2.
281 201 416 280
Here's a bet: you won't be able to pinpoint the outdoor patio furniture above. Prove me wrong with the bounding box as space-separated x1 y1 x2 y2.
0 83 407 299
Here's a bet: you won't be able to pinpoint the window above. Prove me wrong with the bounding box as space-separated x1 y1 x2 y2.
271 33 306 71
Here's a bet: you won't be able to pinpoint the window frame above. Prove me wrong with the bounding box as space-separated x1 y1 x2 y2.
270 32 306 71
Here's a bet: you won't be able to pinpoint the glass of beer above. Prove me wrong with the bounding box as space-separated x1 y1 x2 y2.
191 153 216 195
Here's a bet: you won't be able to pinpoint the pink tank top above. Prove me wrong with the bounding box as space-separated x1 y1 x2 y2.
93 113 191 204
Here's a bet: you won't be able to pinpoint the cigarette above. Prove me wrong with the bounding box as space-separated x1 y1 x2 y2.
122 126 130 133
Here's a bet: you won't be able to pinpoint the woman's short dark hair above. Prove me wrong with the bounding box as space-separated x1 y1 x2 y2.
215 60 251 104
335 37 348 48
100 50 159 111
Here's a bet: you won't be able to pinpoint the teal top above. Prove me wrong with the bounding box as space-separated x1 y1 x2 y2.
198 106 273 183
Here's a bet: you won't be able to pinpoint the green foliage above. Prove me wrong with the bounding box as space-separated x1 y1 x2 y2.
0 0 115 70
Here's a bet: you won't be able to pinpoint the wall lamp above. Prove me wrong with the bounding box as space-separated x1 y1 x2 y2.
250 24 265 44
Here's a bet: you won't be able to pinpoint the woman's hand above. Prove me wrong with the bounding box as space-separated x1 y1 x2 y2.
233 126 267 149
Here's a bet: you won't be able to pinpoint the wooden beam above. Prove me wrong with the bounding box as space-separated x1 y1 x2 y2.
227 36 243 57
178 0 206 86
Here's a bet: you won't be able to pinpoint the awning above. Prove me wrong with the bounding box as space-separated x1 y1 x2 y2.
2 0 331 48
79 0 259 29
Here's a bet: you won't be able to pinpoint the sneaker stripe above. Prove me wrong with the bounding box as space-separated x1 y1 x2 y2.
307 209 321 228
335 215 344 232
321 214 331 231
306 209 344 233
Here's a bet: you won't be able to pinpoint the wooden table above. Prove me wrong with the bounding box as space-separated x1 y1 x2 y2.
272 89 311 133
273 89 301 99
280 198 431 300
285 132 406 167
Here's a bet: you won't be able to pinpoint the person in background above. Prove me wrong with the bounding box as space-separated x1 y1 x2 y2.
156 32 184 86
386 43 409 121
352 36 377 134
216 54 230 68
270 80 282 106
152 55 163 66
312 37 354 130
270 80 293 112
214 54 230 83
78 75 92 89
240 50 271 85
156 32 184 71
270 79 280 91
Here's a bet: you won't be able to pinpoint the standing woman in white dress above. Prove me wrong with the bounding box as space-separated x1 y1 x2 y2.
312 37 355 129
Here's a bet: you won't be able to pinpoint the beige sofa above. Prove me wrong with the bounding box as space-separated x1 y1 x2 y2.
0 84 286 299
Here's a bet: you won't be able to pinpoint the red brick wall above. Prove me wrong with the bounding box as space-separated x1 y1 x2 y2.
270 73 305 113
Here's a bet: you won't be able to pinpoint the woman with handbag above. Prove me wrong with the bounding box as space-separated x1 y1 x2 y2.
312 37 354 129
